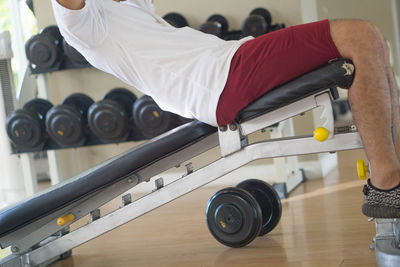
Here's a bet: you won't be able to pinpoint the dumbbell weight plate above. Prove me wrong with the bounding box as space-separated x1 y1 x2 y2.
207 14 229 35
224 30 242 41
269 23 286 32
46 94 94 147
88 100 129 143
87 88 137 142
46 105 85 147
242 15 269 38
198 22 223 38
25 0 34 14
237 179 282 236
23 98 53 120
6 110 44 149
63 39 88 65
133 95 173 139
206 187 262 248
41 25 63 41
6 99 53 149
103 88 137 118
26 26 63 70
163 12 189 28
25 35 59 69
62 93 94 120
250 7 272 26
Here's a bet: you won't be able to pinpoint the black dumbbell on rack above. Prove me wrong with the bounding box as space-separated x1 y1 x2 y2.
163 12 189 28
6 99 53 152
25 25 63 73
63 39 90 68
198 14 229 39
242 8 285 38
45 93 94 148
25 0 34 14
88 88 137 143
133 95 177 139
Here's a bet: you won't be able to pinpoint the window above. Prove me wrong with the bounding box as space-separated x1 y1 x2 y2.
0 0 37 88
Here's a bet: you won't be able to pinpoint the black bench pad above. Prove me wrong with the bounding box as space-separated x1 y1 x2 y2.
0 121 217 238
0 59 354 239
237 59 354 123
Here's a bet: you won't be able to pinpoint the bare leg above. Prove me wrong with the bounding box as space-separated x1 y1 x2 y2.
369 23 400 159
330 20 400 189
377 29 400 158
389 71 400 156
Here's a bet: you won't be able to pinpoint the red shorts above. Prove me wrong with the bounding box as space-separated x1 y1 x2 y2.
216 19 342 126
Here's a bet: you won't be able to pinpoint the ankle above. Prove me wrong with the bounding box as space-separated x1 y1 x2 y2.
370 169 400 190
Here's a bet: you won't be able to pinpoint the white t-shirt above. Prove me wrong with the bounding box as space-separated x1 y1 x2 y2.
51 0 252 126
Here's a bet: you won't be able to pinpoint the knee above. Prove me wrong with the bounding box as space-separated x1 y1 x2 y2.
353 20 383 48
357 21 389 59
331 19 386 58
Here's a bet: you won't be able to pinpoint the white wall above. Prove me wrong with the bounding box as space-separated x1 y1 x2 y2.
316 0 399 74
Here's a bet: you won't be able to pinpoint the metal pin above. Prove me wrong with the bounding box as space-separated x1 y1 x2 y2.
127 175 139 186
155 178 164 190
219 125 228 132
90 209 101 222
229 123 238 131
121 194 132 207
185 163 194 175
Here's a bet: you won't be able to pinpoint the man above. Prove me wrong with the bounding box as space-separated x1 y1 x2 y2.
52 0 400 218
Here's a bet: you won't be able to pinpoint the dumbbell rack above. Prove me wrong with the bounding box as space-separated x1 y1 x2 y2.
16 68 64 192
0 32 48 206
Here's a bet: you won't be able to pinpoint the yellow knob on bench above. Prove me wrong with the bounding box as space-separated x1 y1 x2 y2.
357 159 369 180
314 127 329 142
57 213 75 226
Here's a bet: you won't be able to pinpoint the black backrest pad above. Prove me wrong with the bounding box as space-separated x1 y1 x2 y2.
0 121 217 238
237 59 354 123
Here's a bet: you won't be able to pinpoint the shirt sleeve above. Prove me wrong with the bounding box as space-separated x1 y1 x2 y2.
51 0 108 49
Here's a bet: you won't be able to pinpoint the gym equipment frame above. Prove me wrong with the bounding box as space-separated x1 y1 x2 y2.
0 59 398 267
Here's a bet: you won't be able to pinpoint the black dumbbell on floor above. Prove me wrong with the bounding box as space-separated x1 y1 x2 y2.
88 88 137 143
133 95 176 139
236 179 282 236
163 12 189 28
198 14 229 39
206 187 262 248
25 25 63 72
6 99 53 151
242 8 285 38
206 179 282 248
46 93 94 148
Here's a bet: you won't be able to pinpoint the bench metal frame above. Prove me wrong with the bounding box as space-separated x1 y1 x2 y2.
373 219 400 267
0 89 366 266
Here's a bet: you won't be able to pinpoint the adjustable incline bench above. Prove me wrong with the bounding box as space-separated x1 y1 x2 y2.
1 59 399 267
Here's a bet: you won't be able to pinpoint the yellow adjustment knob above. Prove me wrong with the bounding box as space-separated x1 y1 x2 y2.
357 159 369 180
314 127 329 142
57 213 75 226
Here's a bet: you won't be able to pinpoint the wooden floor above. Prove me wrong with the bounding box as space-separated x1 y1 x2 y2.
52 149 377 267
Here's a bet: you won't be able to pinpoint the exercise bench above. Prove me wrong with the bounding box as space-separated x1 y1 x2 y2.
0 59 398 267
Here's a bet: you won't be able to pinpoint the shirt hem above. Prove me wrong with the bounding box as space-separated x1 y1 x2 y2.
207 36 254 127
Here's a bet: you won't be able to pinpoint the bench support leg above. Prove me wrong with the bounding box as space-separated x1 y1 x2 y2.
373 218 400 267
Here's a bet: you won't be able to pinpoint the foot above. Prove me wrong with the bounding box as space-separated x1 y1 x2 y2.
362 179 400 218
